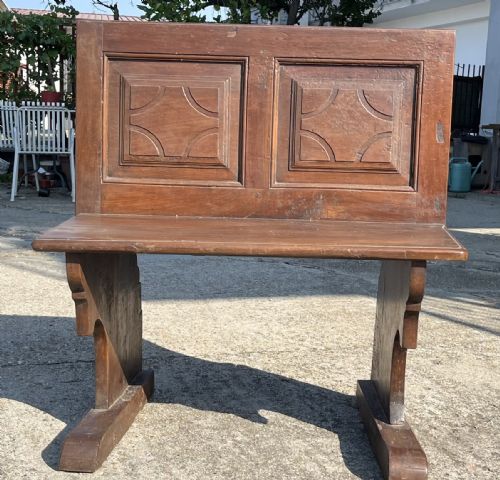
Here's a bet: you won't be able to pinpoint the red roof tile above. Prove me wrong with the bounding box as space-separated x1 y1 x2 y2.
11 7 147 22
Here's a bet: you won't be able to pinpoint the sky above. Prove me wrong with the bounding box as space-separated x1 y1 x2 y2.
9 0 143 17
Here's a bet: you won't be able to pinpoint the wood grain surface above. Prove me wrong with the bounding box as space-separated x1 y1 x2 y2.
74 21 455 225
60 253 154 472
33 214 466 260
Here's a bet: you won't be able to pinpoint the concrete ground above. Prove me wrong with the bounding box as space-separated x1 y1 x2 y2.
0 184 498 480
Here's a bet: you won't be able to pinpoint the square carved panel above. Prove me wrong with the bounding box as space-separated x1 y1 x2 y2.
273 61 419 189
104 56 246 186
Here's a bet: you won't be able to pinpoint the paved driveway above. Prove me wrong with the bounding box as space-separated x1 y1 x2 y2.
0 185 498 479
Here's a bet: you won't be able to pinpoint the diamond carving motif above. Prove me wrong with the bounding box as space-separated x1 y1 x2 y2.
297 84 395 164
104 57 245 186
274 62 418 189
124 80 226 165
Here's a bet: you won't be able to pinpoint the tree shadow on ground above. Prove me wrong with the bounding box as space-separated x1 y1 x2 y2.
0 314 381 479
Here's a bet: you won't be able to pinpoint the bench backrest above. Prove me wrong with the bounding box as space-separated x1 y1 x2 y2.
75 21 454 224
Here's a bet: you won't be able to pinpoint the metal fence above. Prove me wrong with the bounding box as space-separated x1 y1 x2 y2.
452 63 484 135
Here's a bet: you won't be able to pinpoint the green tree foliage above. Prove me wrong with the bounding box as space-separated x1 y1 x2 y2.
310 0 382 26
0 7 77 102
138 0 381 26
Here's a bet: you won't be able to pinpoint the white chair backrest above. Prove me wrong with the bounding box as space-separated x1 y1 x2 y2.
17 101 74 154
0 100 17 151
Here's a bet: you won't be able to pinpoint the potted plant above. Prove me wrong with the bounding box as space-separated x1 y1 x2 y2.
41 82 63 104
38 15 74 103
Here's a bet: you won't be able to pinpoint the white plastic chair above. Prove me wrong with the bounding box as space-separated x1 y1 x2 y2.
0 100 17 152
1 101 41 197
11 102 75 202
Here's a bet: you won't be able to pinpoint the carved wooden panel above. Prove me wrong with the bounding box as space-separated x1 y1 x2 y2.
273 61 419 189
77 22 454 221
104 56 245 186
124 79 224 164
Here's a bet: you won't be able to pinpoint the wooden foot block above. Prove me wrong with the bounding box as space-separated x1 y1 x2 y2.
59 370 154 473
356 380 428 480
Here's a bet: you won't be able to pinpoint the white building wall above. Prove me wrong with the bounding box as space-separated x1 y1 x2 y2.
481 0 500 124
452 19 489 66
370 0 490 66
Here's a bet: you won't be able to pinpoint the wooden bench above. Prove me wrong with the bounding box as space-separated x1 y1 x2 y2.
33 21 467 479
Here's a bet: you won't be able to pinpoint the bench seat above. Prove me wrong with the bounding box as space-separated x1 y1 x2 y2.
32 214 467 261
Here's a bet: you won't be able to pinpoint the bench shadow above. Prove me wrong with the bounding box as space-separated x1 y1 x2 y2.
0 314 381 479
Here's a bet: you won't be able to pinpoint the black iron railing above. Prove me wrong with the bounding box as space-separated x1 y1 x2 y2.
452 63 484 135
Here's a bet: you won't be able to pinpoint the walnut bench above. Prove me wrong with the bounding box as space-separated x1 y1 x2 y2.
33 21 467 480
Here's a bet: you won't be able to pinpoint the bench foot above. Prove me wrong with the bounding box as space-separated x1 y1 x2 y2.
357 380 427 480
60 370 154 473
61 252 147 472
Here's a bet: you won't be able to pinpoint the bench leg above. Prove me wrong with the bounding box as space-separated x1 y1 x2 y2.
60 253 153 472
356 260 428 480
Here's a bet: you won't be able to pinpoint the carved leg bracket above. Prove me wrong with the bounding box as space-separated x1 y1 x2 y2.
60 253 153 473
357 260 428 480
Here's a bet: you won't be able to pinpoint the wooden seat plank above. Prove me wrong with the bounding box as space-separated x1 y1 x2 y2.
32 214 467 261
